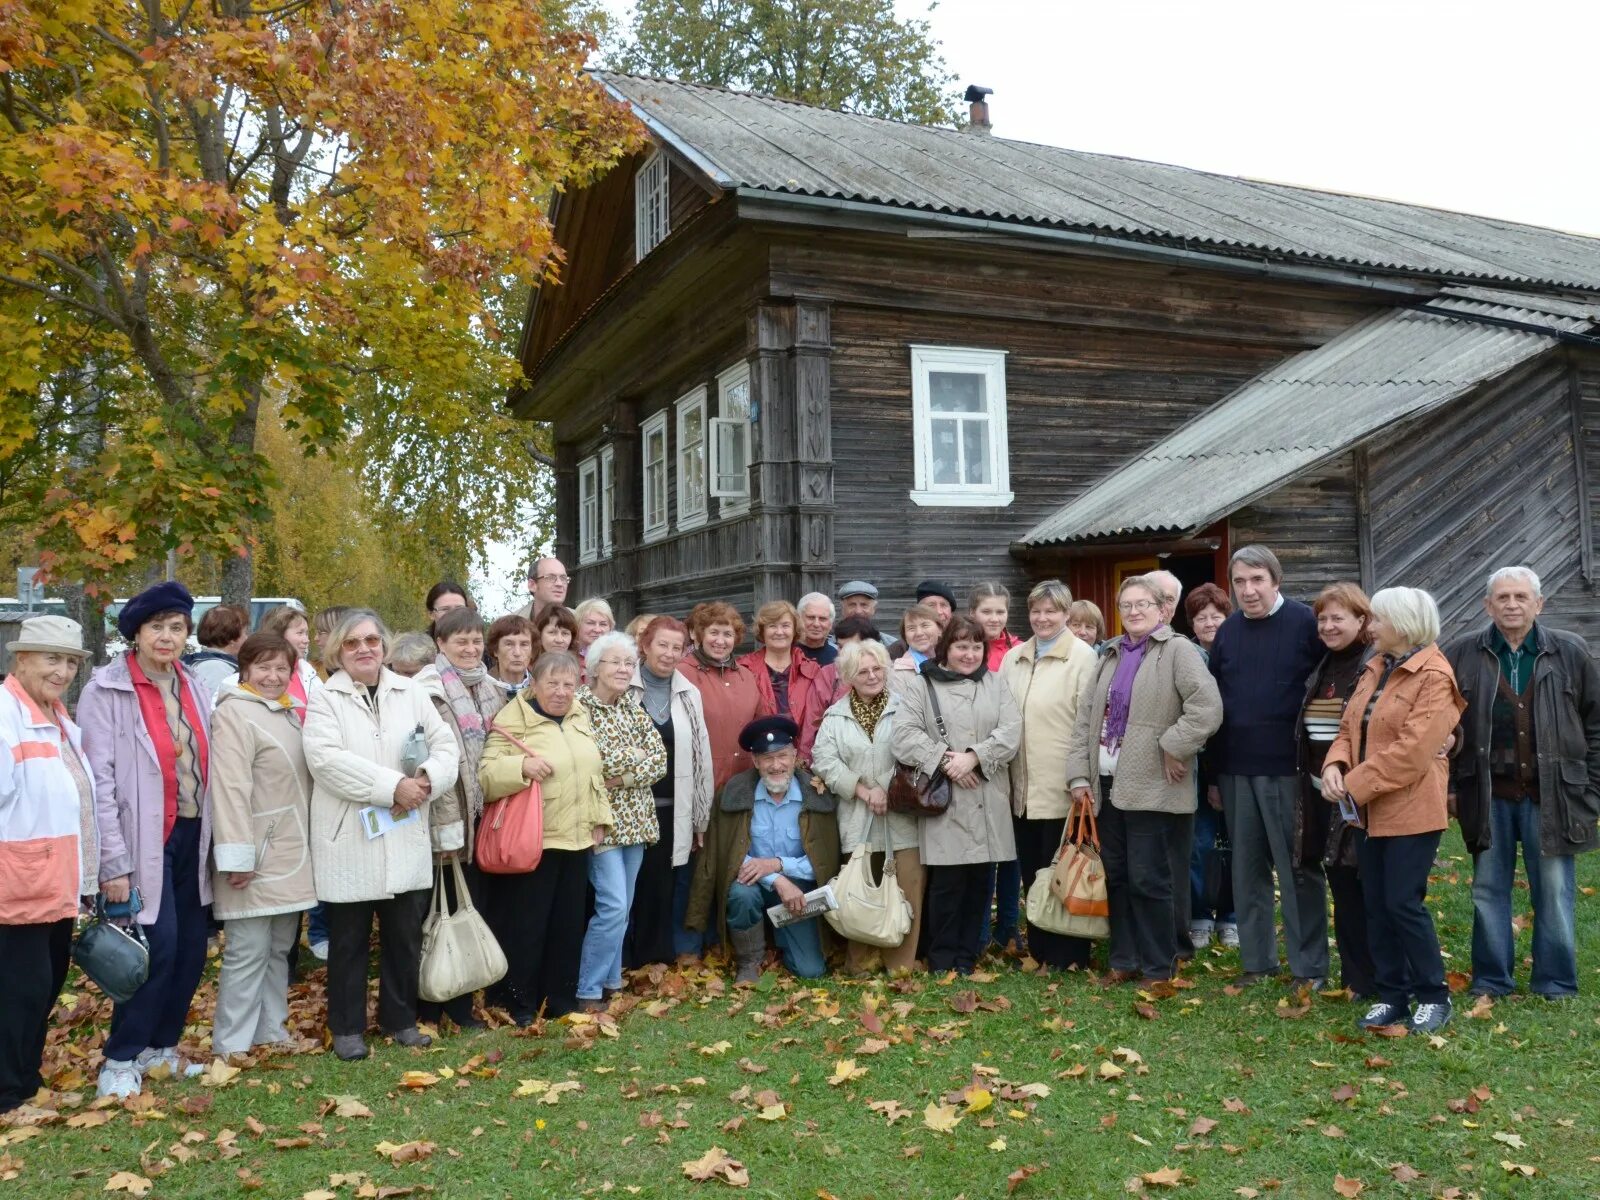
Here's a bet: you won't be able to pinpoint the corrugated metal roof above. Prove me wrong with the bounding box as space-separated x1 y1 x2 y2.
1018 289 1597 546
597 72 1600 292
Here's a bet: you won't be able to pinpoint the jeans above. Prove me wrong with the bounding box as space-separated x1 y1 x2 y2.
1221 774 1328 978
726 880 825 977
1188 803 1235 923
105 817 210 1062
307 901 328 945
979 859 1021 949
1471 797 1578 996
1359 831 1447 1007
578 844 646 999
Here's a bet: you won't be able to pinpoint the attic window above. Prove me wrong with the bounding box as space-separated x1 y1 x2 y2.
635 150 670 261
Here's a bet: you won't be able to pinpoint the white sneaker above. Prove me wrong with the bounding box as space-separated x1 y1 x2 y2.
1188 921 1214 950
1217 923 1240 948
309 939 329 962
135 1047 204 1079
97 1059 142 1099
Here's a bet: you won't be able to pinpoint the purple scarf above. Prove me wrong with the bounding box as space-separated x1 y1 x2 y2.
1101 633 1152 747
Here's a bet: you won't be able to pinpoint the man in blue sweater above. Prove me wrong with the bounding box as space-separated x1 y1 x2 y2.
1207 545 1328 987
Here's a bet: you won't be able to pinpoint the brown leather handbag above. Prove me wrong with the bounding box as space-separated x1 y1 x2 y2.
887 676 953 815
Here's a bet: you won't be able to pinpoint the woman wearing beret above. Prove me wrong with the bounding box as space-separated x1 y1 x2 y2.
0 616 97 1112
78 582 216 1098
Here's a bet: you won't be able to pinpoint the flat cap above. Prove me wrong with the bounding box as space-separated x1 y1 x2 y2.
836 580 878 600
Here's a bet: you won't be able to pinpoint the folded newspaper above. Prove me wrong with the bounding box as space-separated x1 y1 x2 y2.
765 883 838 928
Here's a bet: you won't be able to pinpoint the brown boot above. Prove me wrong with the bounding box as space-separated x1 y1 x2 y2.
731 924 765 985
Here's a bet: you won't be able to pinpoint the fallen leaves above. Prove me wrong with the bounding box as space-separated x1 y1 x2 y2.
921 1102 962 1133
1500 1160 1539 1177
681 1145 748 1188
1332 1174 1364 1197
199 1060 242 1088
398 1071 440 1090
826 1059 867 1086
1006 1163 1043 1193
698 1041 733 1057
103 1172 153 1196
868 1099 911 1125
1141 1166 1186 1188
1491 1131 1527 1149
374 1140 435 1164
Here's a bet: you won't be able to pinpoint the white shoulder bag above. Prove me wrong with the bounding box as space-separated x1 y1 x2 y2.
825 821 913 948
419 856 508 1003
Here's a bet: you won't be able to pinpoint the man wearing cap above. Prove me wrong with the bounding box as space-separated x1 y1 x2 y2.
1 616 98 1113
837 581 879 622
686 716 840 983
915 580 957 628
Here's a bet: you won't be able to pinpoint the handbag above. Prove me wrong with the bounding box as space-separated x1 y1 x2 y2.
825 822 913 948
1025 802 1110 940
886 677 952 815
474 721 545 875
1204 824 1234 914
418 856 508 1003
73 889 151 1003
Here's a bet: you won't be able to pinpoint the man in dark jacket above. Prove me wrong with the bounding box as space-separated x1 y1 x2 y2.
1208 545 1327 988
1445 566 1600 999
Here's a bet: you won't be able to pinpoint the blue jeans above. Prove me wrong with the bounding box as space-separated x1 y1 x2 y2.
1189 804 1235 923
577 844 645 1000
726 880 825 978
306 902 328 946
1471 798 1578 996
979 859 1021 948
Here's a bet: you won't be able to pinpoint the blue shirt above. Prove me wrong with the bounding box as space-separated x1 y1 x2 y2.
745 776 813 888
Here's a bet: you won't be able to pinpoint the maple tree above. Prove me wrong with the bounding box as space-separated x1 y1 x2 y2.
0 0 640 602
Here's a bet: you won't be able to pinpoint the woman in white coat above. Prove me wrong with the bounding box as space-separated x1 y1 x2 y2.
812 640 924 973
625 616 714 967
303 609 459 1061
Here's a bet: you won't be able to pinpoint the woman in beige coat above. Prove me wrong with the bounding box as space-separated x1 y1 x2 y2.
1067 576 1223 983
891 615 1022 975
813 640 925 973
210 632 317 1057
1000 579 1099 970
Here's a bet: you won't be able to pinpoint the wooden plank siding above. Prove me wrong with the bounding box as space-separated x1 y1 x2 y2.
1228 456 1361 600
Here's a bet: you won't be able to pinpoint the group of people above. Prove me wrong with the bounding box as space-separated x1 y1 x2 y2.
0 546 1594 1113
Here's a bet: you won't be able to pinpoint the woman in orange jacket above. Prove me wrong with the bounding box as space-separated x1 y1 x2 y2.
1321 587 1465 1037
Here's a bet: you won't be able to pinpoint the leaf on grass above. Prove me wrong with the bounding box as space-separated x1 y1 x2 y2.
398 1071 439 1090
859 1006 884 1036
1492 1131 1527 1149
680 1145 748 1188
1189 1116 1217 1136
328 1096 373 1119
66 1110 114 1129
827 1059 867 1086
699 1041 733 1057
1134 1002 1159 1021
922 1102 962 1133
856 1039 891 1056
1222 1097 1250 1114
961 1086 994 1113
949 991 978 1014
1097 1061 1125 1080
1330 1083 1358 1103
987 1136 1007 1151
1371 1023 1409 1038
302 1192 339 1200
1332 1174 1364 1197
1319 1124 1345 1138
736 1058 767 1075
1006 1164 1042 1193
1500 1161 1538 1177
1141 1166 1186 1188
1388 1163 1422 1183
755 1104 787 1122
1112 1047 1143 1064
103 1172 153 1196
200 1060 242 1088
273 1137 313 1149
1234 1190 1259 1199
374 1140 435 1164
868 1099 910 1125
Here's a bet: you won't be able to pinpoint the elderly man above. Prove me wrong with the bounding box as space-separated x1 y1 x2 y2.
1208 545 1326 987
1147 570 1184 627
838 581 879 621
796 592 839 666
1447 566 1600 999
686 717 840 983
516 557 570 621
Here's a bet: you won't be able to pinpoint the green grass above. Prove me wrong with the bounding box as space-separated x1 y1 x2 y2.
6 830 1600 1199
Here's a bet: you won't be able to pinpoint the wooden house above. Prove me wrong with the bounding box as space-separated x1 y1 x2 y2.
512 74 1600 644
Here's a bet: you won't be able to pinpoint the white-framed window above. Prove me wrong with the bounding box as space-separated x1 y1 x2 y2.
598 444 614 556
909 345 1013 507
634 149 670 261
711 361 753 515
577 453 601 564
675 387 708 530
641 410 669 541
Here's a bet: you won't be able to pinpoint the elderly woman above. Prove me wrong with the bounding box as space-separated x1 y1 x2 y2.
573 598 615 662
892 615 1022 974
626 617 714 967
1296 583 1377 998
891 603 943 686
413 607 507 1029
812 641 924 973
687 716 840 983
531 605 579 672
209 632 316 1058
740 600 835 763
1321 588 1464 1034
1184 581 1237 951
303 609 460 1060
386 633 436 678
575 634 668 1009
0 616 97 1112
681 603 769 791
78 582 215 1098
486 614 536 702
1000 580 1099 971
1067 575 1223 984
1066 600 1106 652
479 653 612 1023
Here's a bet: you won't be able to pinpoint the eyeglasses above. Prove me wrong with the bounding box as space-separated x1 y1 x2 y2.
341 634 383 650
1117 599 1158 614
598 657 636 670
536 573 570 584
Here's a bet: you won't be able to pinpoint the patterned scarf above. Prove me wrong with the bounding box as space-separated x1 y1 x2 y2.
436 654 499 818
848 687 890 740
126 653 210 842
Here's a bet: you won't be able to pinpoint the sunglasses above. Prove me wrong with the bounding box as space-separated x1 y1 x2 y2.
342 634 383 650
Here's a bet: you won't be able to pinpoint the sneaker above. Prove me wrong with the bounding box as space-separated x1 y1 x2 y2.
309 939 330 962
1409 1001 1452 1034
1188 921 1215 950
134 1047 202 1079
1235 970 1271 988
97 1059 142 1099
1359 1002 1410 1029
1217 923 1240 948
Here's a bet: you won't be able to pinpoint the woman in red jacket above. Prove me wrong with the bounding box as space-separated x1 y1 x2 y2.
739 601 836 763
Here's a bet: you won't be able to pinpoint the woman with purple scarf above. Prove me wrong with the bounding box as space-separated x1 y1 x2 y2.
1066 576 1223 983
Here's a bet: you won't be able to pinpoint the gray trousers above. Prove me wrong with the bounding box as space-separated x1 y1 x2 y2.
1220 775 1328 978
213 913 300 1057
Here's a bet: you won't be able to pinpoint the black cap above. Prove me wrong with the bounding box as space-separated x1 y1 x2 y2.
738 715 801 754
915 579 956 607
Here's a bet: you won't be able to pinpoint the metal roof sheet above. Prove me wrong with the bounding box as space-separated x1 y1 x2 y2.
597 73 1600 292
1018 289 1596 546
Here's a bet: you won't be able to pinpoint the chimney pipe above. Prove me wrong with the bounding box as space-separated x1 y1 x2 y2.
964 84 993 135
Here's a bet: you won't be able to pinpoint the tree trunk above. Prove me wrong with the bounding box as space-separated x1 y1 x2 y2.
220 546 254 607
60 581 106 707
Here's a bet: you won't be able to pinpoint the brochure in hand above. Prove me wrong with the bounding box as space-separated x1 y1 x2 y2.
765 883 838 928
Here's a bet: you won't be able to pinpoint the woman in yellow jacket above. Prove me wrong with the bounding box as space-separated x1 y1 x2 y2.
479 652 612 1024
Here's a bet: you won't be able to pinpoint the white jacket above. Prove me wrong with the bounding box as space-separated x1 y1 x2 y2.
627 667 715 866
303 668 460 903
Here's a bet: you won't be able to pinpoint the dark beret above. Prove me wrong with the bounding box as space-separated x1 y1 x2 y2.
739 715 801 754
915 579 956 607
117 581 195 640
